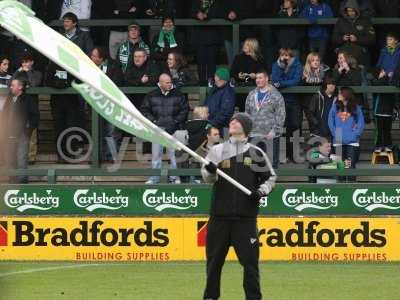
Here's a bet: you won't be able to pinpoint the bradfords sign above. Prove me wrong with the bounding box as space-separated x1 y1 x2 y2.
282 188 338 211
1 217 400 262
142 189 199 212
353 189 400 212
1 185 400 216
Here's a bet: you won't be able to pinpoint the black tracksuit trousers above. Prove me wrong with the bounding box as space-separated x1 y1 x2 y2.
203 217 261 300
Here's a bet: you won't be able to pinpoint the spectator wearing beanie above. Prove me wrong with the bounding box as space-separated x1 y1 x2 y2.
201 112 275 300
91 1 145 59
204 68 236 136
117 22 150 74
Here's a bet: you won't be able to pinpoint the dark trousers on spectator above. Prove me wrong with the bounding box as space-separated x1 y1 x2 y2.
196 45 217 84
285 102 302 162
204 218 261 300
100 117 117 162
50 94 85 161
375 116 392 148
7 132 30 184
334 145 360 182
250 136 280 169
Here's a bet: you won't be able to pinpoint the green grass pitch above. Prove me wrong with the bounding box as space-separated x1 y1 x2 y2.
1 262 399 300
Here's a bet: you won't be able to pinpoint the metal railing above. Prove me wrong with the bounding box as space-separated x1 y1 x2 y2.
1 84 400 182
1 167 400 184
48 17 400 56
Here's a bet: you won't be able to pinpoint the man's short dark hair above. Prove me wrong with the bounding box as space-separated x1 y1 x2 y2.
206 126 219 135
62 12 78 24
133 48 148 56
20 52 34 62
387 32 399 41
255 69 269 77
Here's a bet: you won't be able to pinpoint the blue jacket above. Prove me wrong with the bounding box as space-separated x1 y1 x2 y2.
204 83 236 129
376 45 400 75
301 3 333 39
271 58 303 103
328 104 365 145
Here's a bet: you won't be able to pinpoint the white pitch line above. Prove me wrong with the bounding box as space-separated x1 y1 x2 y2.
0 263 100 278
0 262 205 279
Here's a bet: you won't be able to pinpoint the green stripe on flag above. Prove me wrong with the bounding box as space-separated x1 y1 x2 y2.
0 3 34 42
100 76 122 103
58 46 80 73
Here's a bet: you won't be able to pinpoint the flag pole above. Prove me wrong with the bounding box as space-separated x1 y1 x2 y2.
148 123 278 196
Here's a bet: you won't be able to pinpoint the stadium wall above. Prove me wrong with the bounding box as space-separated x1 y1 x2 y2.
0 185 399 262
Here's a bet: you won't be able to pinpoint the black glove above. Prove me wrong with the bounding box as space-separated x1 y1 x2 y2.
249 190 264 202
205 162 217 174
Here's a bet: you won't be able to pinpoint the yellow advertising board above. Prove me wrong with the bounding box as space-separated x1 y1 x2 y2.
0 217 399 262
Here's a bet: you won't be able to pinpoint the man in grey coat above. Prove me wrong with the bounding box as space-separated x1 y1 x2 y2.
245 70 285 168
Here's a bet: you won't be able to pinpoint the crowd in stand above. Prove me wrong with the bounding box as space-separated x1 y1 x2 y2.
1 0 400 184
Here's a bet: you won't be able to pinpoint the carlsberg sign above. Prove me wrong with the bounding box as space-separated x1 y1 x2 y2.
143 189 198 212
282 189 339 211
4 189 59 212
353 189 400 211
73 189 129 212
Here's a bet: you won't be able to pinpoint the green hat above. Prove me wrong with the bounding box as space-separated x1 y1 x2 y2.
215 68 230 82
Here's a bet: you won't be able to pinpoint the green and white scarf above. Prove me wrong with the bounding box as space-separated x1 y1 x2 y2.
157 28 177 48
